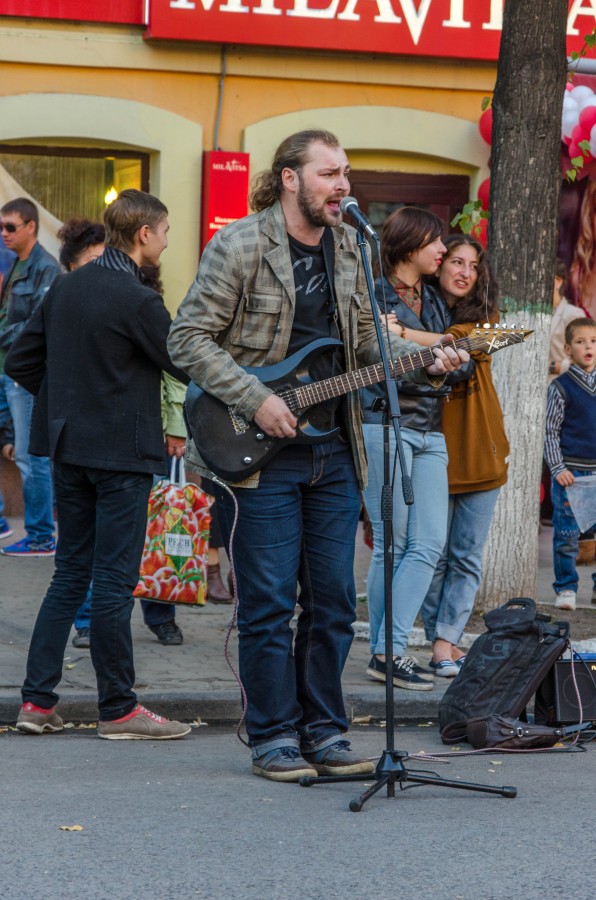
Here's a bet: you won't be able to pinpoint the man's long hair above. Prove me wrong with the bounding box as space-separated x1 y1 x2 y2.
249 129 340 212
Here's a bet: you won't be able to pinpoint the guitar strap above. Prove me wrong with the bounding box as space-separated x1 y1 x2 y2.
321 226 339 328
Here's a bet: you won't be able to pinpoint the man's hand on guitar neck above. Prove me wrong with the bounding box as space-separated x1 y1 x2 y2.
254 394 298 438
425 334 470 376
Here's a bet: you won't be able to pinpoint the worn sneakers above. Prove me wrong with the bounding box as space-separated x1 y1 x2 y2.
0 517 13 540
16 702 64 734
366 655 433 691
1 537 56 558
429 658 460 678
252 746 318 782
72 627 90 649
302 740 375 776
148 621 184 645
97 704 191 740
555 590 576 611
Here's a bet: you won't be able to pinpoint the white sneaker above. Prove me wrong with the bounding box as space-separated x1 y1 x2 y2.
555 590 576 611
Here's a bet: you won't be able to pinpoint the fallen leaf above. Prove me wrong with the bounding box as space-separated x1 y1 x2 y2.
490 760 503 765
488 769 495 773
59 825 84 832
65 664 76 670
352 715 373 725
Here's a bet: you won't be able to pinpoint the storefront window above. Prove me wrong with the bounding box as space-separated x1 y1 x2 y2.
0 147 149 224
348 172 469 234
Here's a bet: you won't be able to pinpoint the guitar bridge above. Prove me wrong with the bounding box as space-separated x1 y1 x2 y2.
228 408 250 435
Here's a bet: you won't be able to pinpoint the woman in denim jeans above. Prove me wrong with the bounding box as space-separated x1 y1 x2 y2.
362 208 474 692
418 236 508 676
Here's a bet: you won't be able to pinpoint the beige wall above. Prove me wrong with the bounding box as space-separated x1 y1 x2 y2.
0 20 496 301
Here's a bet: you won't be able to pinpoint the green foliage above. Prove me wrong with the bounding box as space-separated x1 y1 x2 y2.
451 200 488 238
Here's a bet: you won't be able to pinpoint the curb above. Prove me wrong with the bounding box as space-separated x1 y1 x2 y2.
0 686 448 727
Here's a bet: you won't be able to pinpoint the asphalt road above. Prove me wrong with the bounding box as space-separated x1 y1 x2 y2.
2 725 595 899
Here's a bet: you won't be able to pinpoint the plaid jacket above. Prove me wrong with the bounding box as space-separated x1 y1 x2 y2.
168 201 426 487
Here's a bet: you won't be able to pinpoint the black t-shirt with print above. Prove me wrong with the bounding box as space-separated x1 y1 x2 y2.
286 232 347 436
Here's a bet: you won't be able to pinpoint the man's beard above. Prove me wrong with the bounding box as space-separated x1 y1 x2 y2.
296 179 341 229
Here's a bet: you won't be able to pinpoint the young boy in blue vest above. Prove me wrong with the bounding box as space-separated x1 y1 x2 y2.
544 318 596 611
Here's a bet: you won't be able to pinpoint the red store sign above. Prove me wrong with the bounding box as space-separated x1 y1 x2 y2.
201 151 250 251
0 0 143 24
146 0 596 60
1 0 596 61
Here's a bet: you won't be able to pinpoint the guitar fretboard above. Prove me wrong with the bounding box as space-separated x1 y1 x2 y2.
284 333 518 409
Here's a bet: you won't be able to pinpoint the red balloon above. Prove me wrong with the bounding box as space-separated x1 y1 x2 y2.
569 141 579 158
472 217 488 248
477 177 490 209
579 104 596 133
478 107 493 145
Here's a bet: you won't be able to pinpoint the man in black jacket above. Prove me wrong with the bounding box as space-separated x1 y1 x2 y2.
6 189 191 740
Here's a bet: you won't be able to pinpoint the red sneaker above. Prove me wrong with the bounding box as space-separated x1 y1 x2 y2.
97 704 191 740
16 702 64 734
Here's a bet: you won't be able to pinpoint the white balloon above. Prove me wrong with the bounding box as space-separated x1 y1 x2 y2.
569 85 595 102
563 111 578 138
579 96 596 112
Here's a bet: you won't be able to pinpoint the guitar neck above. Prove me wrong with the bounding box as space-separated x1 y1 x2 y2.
292 334 474 407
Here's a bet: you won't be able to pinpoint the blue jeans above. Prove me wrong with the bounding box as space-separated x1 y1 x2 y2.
22 462 152 720
552 469 596 594
213 439 361 752
2 375 54 543
362 425 448 657
422 488 500 646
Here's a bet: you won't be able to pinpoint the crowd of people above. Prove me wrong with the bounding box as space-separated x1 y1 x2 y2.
0 128 594 782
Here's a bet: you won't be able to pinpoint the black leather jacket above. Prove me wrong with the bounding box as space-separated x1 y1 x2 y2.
361 277 476 432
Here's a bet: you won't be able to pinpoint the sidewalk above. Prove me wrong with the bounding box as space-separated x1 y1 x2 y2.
1 519 594 726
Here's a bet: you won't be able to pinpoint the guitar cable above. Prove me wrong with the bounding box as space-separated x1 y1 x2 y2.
209 475 250 748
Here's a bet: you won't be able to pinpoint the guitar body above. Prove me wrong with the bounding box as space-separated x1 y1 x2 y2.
185 338 345 481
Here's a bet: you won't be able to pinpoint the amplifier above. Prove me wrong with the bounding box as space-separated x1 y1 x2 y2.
554 657 596 724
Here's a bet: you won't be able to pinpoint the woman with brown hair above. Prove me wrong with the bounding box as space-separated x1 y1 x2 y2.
362 207 471 692
417 234 509 675
569 180 596 319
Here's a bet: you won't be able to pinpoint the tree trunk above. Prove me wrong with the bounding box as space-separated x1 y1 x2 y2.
477 0 568 609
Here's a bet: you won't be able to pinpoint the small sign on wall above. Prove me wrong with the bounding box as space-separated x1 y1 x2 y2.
201 151 250 253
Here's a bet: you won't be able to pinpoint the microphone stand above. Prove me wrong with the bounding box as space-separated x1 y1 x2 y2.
299 225 516 810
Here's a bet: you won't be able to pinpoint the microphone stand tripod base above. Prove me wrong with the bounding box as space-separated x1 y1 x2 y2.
299 749 517 811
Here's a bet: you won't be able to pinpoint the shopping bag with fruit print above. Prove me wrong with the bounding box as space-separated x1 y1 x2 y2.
134 458 213 605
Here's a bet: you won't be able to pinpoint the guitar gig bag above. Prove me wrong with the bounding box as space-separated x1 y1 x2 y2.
438 598 569 742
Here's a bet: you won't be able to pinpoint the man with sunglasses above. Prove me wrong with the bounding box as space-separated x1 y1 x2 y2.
0 198 60 557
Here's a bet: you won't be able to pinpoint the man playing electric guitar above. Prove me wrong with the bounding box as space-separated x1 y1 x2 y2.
168 129 469 782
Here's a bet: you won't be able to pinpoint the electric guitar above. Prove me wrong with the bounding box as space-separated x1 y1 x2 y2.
185 326 532 481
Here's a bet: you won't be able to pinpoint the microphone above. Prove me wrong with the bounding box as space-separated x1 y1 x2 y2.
339 196 378 239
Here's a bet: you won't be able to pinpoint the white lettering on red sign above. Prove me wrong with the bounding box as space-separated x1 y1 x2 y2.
212 159 248 171
568 0 596 35
161 1 596 56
